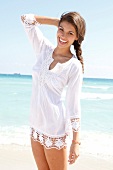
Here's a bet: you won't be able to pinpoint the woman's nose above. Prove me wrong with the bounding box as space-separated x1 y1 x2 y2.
60 32 67 39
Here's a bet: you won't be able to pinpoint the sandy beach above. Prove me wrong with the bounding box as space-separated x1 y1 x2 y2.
0 144 113 170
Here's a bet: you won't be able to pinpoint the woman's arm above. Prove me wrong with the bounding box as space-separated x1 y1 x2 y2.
21 14 59 27
21 14 58 59
68 131 80 165
73 131 80 142
65 62 83 165
34 15 59 27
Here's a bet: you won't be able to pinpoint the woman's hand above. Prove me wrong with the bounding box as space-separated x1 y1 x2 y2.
21 15 26 23
68 143 80 165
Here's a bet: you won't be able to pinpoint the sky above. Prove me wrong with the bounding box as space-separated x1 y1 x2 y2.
0 0 113 78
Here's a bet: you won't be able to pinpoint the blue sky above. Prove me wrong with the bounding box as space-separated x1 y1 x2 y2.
0 0 113 78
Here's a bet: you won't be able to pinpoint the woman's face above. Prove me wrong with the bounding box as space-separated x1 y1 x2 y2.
57 21 78 49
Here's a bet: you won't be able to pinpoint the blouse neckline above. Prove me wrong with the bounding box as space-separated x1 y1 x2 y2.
48 48 76 71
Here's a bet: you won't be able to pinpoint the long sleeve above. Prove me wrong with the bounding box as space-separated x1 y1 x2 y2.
21 14 53 59
65 60 83 132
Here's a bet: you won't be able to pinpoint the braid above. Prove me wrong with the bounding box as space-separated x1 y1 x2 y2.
73 40 84 73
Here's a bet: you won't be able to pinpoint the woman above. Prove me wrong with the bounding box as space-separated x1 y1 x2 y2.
21 11 86 170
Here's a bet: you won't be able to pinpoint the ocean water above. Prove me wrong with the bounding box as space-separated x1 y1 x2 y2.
0 74 113 159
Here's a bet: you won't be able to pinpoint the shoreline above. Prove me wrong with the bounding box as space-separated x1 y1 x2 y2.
0 144 113 170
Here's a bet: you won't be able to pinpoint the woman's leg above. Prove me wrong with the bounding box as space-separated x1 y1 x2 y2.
31 138 50 170
44 147 68 170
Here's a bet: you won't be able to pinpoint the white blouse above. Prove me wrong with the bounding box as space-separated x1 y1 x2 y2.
21 14 83 150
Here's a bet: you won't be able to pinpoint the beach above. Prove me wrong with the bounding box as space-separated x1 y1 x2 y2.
0 144 113 170
0 74 113 170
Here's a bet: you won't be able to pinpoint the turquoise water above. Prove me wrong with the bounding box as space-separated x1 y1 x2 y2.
0 74 113 158
0 74 31 126
81 78 113 133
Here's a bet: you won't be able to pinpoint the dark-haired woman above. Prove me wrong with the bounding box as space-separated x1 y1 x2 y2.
21 11 86 170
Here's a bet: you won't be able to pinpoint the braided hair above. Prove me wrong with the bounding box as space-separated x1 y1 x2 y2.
59 12 86 73
73 40 84 73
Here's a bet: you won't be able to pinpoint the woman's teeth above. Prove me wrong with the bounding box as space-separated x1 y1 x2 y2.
59 38 67 43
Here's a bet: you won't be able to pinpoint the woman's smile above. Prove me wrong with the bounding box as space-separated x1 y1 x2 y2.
59 37 68 45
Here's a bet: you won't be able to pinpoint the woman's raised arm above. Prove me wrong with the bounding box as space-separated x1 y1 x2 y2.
21 14 59 58
34 15 59 27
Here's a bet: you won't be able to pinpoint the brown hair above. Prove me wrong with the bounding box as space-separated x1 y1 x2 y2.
59 12 86 73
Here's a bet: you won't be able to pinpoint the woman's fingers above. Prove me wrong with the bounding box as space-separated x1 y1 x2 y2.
21 16 25 22
68 153 75 164
68 152 79 164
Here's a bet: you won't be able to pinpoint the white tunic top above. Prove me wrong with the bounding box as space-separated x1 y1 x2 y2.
21 14 83 149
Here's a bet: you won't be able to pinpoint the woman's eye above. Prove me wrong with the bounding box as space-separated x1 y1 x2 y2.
69 32 74 35
59 27 63 31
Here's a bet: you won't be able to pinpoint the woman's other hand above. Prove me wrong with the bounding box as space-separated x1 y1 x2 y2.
68 143 80 164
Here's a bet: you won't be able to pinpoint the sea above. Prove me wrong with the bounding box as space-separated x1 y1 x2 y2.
0 74 113 160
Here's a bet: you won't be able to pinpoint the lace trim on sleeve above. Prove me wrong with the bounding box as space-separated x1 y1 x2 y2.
71 118 80 132
21 14 40 26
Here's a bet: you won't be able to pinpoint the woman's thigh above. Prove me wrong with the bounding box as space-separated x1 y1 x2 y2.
44 147 68 170
31 138 50 170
